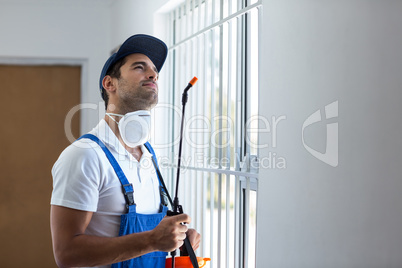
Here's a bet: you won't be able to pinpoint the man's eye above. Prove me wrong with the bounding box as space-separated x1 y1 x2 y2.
135 66 144 69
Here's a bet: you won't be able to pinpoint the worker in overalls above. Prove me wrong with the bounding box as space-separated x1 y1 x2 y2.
50 34 201 268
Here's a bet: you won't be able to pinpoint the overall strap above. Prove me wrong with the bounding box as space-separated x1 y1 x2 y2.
144 142 173 208
77 134 135 211
144 142 199 268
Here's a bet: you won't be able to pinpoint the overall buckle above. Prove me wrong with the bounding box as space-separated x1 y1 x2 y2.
122 183 135 209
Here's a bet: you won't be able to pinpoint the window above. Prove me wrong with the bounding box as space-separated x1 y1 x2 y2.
156 0 261 267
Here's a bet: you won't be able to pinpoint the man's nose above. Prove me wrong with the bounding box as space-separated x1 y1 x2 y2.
147 68 158 81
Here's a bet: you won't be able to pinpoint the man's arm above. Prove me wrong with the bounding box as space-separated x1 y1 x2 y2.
50 205 189 268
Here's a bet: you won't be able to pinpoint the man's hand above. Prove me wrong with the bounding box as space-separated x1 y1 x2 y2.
185 228 201 251
149 213 191 252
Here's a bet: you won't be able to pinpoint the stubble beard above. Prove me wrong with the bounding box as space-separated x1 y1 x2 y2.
117 78 158 113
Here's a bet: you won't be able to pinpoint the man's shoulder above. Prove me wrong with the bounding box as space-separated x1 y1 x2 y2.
55 135 104 167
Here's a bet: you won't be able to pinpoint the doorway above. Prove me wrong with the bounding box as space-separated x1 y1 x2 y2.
0 64 81 267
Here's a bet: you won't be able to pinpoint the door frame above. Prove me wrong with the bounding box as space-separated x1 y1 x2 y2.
0 56 88 132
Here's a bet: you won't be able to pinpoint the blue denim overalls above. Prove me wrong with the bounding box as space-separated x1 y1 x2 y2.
77 134 169 267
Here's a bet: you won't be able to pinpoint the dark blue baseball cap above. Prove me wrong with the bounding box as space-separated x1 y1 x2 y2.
99 34 168 97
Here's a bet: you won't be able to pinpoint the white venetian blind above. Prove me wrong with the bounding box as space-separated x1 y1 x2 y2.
159 0 261 267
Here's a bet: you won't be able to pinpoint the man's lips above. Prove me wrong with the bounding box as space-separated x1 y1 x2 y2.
142 82 157 90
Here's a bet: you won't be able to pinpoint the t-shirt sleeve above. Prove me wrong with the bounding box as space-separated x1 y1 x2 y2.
50 140 102 212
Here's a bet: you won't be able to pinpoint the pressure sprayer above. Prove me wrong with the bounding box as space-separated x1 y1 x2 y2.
164 77 210 268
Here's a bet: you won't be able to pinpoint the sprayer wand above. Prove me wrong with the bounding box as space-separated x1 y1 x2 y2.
167 77 198 268
173 77 198 211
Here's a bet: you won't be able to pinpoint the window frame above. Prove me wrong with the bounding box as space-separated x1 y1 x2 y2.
156 1 262 267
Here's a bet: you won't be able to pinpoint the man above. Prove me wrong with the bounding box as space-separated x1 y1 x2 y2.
50 34 200 268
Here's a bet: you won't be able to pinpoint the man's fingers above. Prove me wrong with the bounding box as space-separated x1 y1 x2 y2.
178 223 188 232
186 228 201 251
173 213 191 224
165 213 191 225
178 232 187 241
151 214 193 252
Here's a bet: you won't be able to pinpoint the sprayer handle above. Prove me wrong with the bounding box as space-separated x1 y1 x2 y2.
167 205 183 216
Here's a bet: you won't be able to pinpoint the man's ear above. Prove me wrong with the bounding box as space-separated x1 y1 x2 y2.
102 75 117 94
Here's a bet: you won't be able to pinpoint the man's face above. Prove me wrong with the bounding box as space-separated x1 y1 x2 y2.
114 53 159 112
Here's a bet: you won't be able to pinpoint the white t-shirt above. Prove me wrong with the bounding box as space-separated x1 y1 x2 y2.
51 119 161 240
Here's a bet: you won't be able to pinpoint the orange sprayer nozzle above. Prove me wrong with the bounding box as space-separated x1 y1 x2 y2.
189 76 198 86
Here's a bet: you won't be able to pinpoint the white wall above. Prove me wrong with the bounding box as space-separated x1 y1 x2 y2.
0 0 169 133
256 1 402 267
109 0 167 49
0 0 112 133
